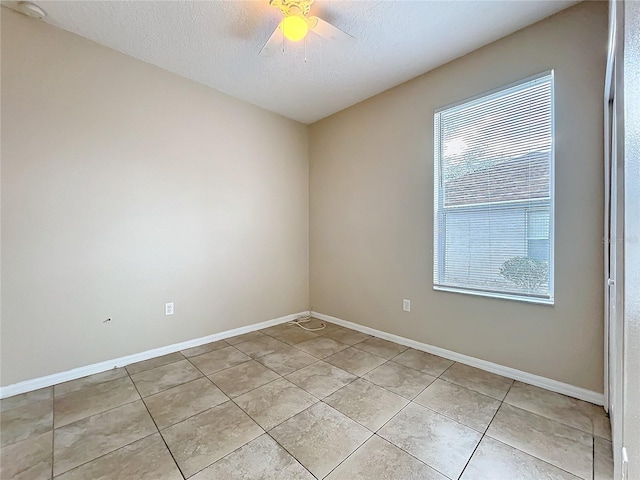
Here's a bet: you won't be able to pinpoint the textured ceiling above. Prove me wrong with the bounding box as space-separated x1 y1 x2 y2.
4 1 578 124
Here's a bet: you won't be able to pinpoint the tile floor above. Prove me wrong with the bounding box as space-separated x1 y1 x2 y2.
0 319 614 480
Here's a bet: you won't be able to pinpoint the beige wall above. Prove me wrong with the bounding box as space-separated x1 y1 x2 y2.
1 2 608 393
1 10 309 386
309 2 607 392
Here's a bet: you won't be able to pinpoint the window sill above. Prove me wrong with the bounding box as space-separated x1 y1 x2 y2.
433 285 555 306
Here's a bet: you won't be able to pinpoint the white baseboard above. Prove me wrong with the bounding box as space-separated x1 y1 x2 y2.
0 311 309 399
2 309 604 406
312 311 604 406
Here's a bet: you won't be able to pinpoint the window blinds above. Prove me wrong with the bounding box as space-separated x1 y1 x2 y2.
433 72 554 303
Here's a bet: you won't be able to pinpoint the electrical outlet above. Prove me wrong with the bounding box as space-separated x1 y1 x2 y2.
165 303 174 316
403 299 411 312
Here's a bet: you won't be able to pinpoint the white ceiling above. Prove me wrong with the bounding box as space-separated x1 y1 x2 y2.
5 0 578 124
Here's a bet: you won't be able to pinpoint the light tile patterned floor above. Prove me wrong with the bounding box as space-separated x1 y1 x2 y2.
0 320 614 480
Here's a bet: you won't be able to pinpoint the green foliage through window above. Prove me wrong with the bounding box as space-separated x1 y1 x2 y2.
499 257 549 292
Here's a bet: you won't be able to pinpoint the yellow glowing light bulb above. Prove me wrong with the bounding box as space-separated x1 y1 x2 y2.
281 15 308 42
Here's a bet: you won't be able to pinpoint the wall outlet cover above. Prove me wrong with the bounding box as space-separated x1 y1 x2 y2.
403 299 411 312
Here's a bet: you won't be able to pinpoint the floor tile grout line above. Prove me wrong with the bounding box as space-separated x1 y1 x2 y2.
185 427 319 480
289 342 351 360
316 429 375 480
142 375 217 402
154 357 274 479
126 368 187 480
185 356 252 378
482 434 593 480
313 396 386 437
369 432 458 480
456 431 486 479
361 356 444 401
257 394 378 479
313 356 515 480
51 396 143 431
460 379 516 477
179 341 231 360
233 325 407 373
51 430 161 478
285 362 362 400
349 343 407 361
261 356 328 378
178 385 268 478
205 356 283 379
397 355 606 436
381 347 457 378
330 383 456 480
409 399 496 435
143 377 232 432
130 367 207 400
7 375 130 479
261 397 322 433
125 352 188 377
179 353 288 477
182 347 365 423
335 357 501 434
261 325 350 346
265 430 321 480
456 387 506 480
482 380 596 480
50 367 129 399
433 360 517 402
434 375 511 402
233 338 295 359
593 433 596 480
51 378 142 430
238 382 326 433
195 353 314 401
194 368 375 478
252 376 356 478
182 340 278 378
501 402 600 437
498 402 599 439
51 373 148 475
216 337 335 366
223 376 285 402
438 360 457 379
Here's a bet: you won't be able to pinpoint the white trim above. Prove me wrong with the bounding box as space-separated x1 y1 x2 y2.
0 311 309 399
312 311 604 406
433 285 554 306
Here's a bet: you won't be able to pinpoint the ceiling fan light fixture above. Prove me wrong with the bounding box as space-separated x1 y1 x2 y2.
260 0 354 57
280 14 308 42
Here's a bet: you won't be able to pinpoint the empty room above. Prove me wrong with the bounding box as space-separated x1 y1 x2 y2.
1 0 638 479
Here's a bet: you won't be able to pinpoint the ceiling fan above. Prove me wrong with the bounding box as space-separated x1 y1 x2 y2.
259 0 355 57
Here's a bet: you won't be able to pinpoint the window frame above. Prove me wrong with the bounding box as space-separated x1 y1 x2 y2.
432 71 555 305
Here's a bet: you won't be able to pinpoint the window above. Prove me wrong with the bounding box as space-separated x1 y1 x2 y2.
433 72 554 304
527 209 550 263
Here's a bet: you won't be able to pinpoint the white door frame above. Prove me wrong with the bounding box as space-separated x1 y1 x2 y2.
604 1 629 477
604 0 618 417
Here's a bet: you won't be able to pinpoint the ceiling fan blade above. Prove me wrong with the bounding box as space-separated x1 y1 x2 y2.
259 23 284 57
308 16 355 43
